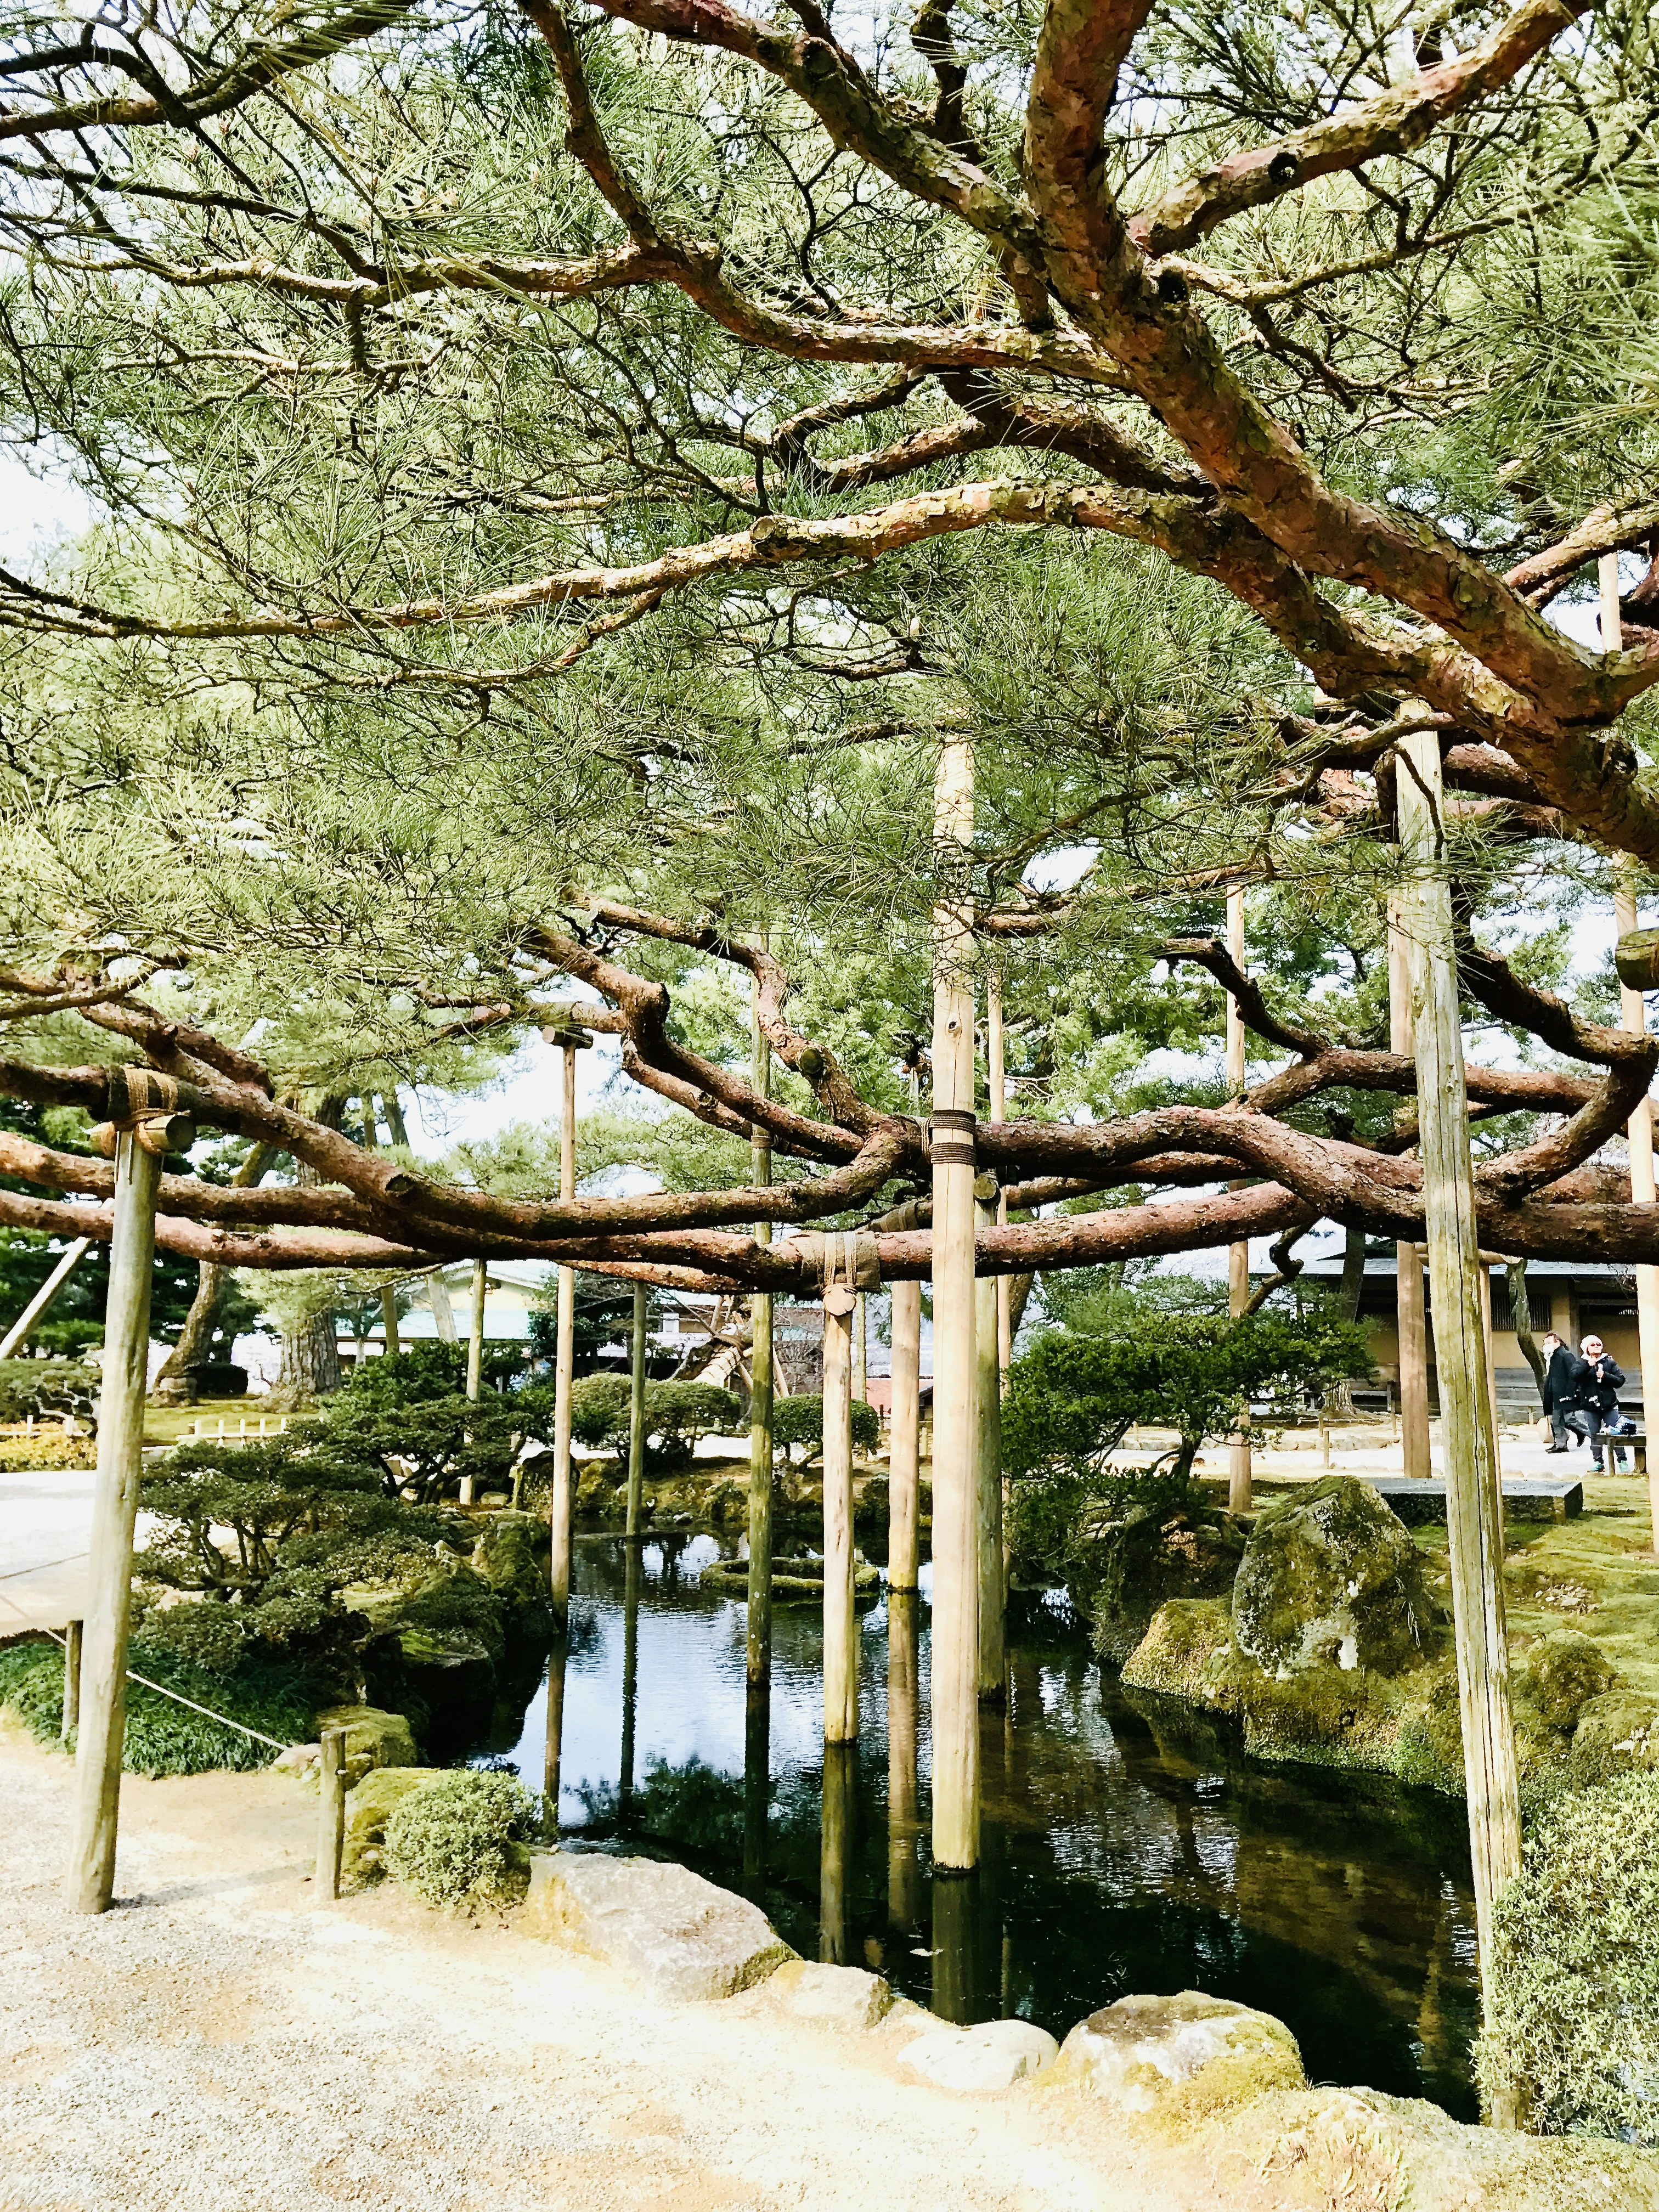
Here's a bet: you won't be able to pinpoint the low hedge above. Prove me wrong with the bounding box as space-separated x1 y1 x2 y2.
0 1635 313 1775
381 1768 537 1908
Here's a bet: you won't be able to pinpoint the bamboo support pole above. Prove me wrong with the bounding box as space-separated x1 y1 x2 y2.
67 1125 165 1914
627 1282 647 1542
821 1277 859 1743
1389 894 1433 1478
888 1279 922 1593
974 1175 1004 1701
747 984 775 1685
0 1236 92 1361
316 1726 346 1901
1398 725 1521 2114
1226 887 1252 1510
930 735 980 1871
1606 554 1659 1544
60 1617 82 1739
988 970 1011 1374
549 1039 578 1624
887 1588 922 1933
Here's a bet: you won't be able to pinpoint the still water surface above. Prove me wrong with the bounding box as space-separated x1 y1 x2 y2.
491 1533 1480 2118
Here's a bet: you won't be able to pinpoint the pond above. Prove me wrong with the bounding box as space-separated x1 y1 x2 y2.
486 1532 1481 2120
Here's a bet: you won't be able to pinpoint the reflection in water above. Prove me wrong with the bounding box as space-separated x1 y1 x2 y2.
743 1681 770 1904
887 1590 923 1936
495 1534 1481 2119
619 1541 641 1829
932 1870 979 2024
541 1627 568 1822
821 1741 856 1964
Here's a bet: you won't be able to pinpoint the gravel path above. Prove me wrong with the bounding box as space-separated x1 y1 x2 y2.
0 1721 1206 2212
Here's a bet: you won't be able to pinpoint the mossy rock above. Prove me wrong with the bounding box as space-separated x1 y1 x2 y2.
1121 1597 1236 1708
1088 1508 1247 1666
1571 1688 1659 1781
1514 1628 1617 1733
314 1703 417 1779
341 1765 446 1884
1232 1475 1441 1678
469 1512 549 1608
1236 1649 1464 1795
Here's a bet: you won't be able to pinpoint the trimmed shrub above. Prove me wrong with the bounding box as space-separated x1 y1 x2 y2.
772 1392 881 1458
1477 1768 1659 2139
381 1769 537 1909
335 1342 466 1411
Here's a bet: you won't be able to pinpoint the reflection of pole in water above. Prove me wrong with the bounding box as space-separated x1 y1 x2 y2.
821 1740 856 1965
931 1869 980 2024
887 1590 923 1934
619 1541 641 1830
542 1630 569 1833
744 1677 771 1904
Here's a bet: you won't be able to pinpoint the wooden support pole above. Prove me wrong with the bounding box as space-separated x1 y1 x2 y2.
619 1538 641 1827
853 1293 867 1406
1389 893 1433 1479
316 1725 346 1901
627 1282 647 1542
747 981 774 1684
379 1284 400 1358
542 1631 568 1831
466 1259 486 1401
988 970 1012 1375
974 1174 1004 1701
1606 554 1659 1545
549 1039 578 1624
1226 887 1252 1511
821 1272 859 1744
930 735 980 1871
743 1675 770 1904
1398 725 1521 2117
67 1124 165 1915
60 1618 82 1739
1478 1262 1500 1460
888 1279 922 1594
0 1236 92 1362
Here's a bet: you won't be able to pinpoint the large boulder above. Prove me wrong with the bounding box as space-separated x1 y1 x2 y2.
1232 1476 1440 1678
1088 1507 1248 1664
520 1849 793 2000
1055 1990 1305 2117
764 1960 894 2032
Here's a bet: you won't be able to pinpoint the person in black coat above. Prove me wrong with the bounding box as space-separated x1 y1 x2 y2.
1539 1331 1585 1452
1567 1334 1630 1472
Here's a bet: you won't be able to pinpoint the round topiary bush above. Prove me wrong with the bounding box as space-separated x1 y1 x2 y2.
772 1392 880 1459
380 1769 537 1910
1477 1768 1659 2139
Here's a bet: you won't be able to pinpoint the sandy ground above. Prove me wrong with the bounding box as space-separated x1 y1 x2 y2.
0 1720 1234 2212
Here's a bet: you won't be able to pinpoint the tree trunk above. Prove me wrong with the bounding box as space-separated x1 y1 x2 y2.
746 981 774 1686
276 1312 341 1404
1505 1259 1545 1396
1226 887 1252 1510
1336 1228 1366 1321
154 1140 275 1387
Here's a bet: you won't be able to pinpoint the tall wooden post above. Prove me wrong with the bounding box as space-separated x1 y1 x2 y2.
930 735 980 1871
821 1256 859 1744
1398 725 1521 2113
1478 1261 1501 1458
68 1092 180 1914
466 1259 486 1400
546 1029 584 1623
888 1277 922 1593
1226 887 1252 1511
743 1672 770 1904
627 1281 647 1541
853 1293 867 1407
974 1175 1004 1700
747 980 775 1685
316 1726 346 1901
1389 893 1433 1477
1605 553 1659 1545
988 971 1012 1374
542 1629 568 1831
619 1537 641 1827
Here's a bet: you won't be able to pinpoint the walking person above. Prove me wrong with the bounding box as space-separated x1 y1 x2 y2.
1539 1330 1583 1453
1567 1335 1632 1472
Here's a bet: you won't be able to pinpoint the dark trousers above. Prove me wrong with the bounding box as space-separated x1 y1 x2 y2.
1549 1406 1571 1448
1566 1407 1629 1469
